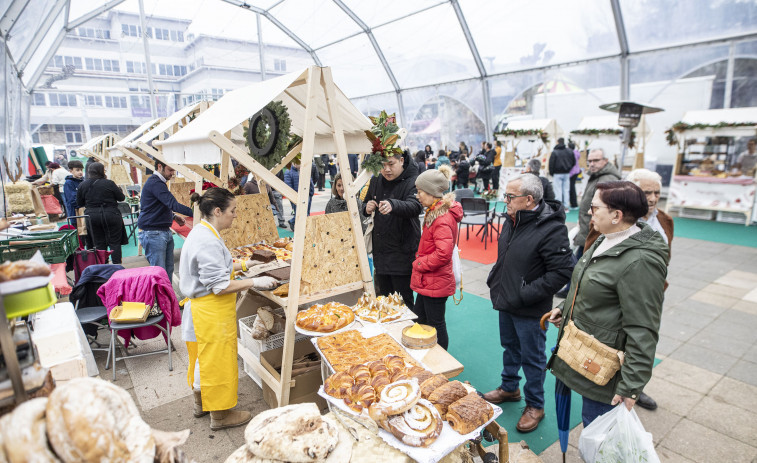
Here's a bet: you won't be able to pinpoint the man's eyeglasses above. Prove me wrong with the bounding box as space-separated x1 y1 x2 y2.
643 190 661 196
590 204 609 214
503 193 529 202
587 159 604 164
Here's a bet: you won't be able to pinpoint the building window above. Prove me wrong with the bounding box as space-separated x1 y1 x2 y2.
85 95 103 106
274 59 286 72
105 96 127 108
55 55 82 69
49 93 77 107
31 93 46 106
173 65 187 76
153 28 169 40
121 24 141 37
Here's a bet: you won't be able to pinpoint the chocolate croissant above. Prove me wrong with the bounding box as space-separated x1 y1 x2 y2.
427 380 468 419
446 392 494 435
420 374 449 400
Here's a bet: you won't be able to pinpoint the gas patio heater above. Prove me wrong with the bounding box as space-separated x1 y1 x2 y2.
599 101 663 171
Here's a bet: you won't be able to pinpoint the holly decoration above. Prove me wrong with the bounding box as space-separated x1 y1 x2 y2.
244 100 293 170
362 110 403 175
664 121 757 146
493 128 549 144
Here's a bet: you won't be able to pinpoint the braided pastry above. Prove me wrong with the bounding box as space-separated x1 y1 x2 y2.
446 392 494 435
323 371 355 399
343 384 376 413
420 374 449 399
383 398 443 448
295 303 354 333
427 380 468 419
383 355 406 375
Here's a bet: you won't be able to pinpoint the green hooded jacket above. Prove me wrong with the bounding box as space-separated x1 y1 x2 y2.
548 222 669 404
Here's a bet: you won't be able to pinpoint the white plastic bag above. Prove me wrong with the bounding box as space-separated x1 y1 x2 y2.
451 245 463 304
579 406 659 463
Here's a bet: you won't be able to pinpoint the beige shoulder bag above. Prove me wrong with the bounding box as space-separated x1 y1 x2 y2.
556 285 625 386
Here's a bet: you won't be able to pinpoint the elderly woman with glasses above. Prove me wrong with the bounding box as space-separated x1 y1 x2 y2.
546 181 668 427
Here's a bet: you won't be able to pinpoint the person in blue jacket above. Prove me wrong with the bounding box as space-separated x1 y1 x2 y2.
138 160 194 279
63 160 85 218
283 161 314 230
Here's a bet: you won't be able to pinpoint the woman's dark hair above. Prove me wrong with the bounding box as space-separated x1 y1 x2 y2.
87 162 106 179
425 145 432 152
331 172 343 199
190 187 236 218
596 181 648 224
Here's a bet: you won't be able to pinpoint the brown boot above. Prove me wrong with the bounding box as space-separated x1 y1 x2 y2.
210 409 252 431
516 406 544 433
482 387 522 404
193 390 208 418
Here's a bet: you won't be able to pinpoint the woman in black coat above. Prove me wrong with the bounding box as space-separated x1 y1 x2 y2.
76 162 127 264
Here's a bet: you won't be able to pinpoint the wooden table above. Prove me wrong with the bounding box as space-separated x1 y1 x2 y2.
382 320 464 379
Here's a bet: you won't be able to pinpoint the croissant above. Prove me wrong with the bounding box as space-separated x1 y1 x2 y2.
343 384 376 413
370 374 391 395
446 392 494 435
383 398 443 448
383 355 406 374
390 371 410 383
367 360 389 377
407 366 434 385
348 364 371 385
427 380 468 419
420 374 449 399
323 372 355 399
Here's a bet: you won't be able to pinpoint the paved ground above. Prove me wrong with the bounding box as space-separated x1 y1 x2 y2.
89 189 757 462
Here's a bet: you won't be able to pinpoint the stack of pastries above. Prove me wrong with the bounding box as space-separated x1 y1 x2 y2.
295 302 354 333
317 330 419 372
323 358 495 446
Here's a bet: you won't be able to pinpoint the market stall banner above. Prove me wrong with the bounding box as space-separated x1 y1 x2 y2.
669 177 756 212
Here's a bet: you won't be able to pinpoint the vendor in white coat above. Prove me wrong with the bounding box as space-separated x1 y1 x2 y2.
179 187 276 431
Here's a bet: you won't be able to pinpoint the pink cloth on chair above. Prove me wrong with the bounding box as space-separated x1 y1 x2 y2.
97 266 181 346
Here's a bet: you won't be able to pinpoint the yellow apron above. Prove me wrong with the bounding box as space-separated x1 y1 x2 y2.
186 221 238 411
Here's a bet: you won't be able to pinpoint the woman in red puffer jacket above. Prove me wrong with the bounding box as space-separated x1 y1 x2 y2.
410 167 463 350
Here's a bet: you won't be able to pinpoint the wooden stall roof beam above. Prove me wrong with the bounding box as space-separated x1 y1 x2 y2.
321 67 373 292
124 145 201 184
133 141 221 186
279 66 321 407
207 132 297 202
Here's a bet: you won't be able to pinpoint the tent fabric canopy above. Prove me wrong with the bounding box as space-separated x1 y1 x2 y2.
158 67 372 165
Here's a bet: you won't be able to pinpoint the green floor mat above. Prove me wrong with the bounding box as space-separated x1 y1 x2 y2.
672 216 757 247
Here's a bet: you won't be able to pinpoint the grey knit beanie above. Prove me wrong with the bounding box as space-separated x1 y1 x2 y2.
415 169 449 198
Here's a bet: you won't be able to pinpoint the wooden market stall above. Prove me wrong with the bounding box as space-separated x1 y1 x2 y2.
665 107 757 225
156 66 376 407
570 114 652 172
75 133 132 186
493 118 563 192
107 117 163 185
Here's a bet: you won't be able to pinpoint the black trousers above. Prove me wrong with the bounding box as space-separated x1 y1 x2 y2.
414 294 449 350
569 174 579 208
373 273 414 312
317 173 326 190
86 207 125 264
492 166 501 190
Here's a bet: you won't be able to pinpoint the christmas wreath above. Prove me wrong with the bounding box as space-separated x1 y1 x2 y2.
362 111 403 175
244 100 292 170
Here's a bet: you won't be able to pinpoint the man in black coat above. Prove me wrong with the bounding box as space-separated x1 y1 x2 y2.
548 137 576 211
455 155 470 189
524 158 555 201
362 153 422 310
484 174 573 434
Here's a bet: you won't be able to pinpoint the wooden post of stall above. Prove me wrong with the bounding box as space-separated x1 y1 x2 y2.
320 67 374 296
279 66 321 406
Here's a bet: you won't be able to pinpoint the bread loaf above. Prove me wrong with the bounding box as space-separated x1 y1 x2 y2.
3 398 59 463
244 403 338 462
46 377 155 463
427 380 468 419
446 392 494 435
419 374 449 399
251 315 270 340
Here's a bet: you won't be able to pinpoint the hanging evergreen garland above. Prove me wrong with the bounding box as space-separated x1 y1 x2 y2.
244 101 293 170
362 111 403 175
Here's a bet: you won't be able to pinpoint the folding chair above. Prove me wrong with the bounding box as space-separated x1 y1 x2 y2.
458 197 495 250
117 201 138 246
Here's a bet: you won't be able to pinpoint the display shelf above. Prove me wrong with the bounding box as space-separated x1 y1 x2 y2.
251 281 365 309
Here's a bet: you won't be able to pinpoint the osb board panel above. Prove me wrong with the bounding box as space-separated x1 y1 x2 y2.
301 212 361 295
111 163 132 185
220 193 278 249
169 181 195 212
